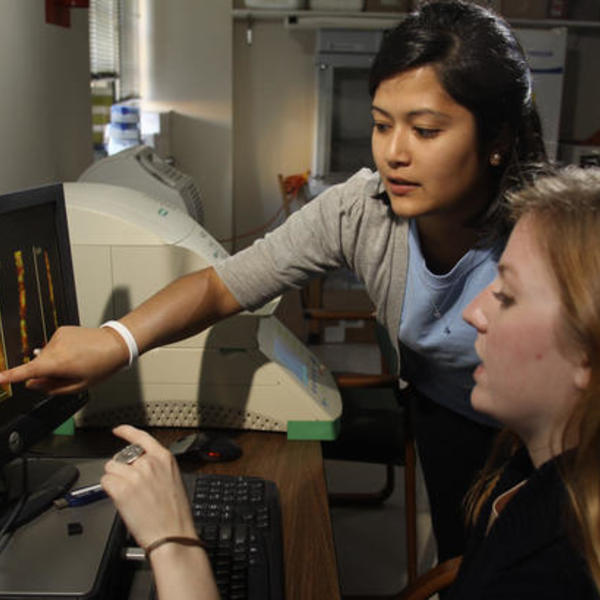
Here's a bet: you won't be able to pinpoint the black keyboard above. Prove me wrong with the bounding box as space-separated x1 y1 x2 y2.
189 473 285 600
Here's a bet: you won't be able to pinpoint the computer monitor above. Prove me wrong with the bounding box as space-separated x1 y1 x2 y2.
0 184 87 530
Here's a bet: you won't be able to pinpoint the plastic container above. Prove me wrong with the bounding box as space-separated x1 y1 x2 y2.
108 121 139 138
106 122 141 156
110 104 140 124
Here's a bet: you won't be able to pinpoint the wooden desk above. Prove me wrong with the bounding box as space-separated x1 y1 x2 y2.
35 429 341 600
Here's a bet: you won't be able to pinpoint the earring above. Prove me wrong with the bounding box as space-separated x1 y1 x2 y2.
490 152 502 167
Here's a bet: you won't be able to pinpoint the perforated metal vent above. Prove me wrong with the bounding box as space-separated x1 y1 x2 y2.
75 400 286 432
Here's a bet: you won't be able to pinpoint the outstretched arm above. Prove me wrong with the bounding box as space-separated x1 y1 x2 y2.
102 425 219 600
0 266 242 395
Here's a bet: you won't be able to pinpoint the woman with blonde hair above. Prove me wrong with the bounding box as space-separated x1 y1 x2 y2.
97 166 600 599
452 165 600 597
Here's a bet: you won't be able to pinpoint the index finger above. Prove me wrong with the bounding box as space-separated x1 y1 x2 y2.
0 360 42 386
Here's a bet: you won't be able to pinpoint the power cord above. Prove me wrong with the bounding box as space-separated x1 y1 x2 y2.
217 204 286 246
217 171 310 247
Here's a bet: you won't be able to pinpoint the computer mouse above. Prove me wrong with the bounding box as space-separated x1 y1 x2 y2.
200 435 243 463
169 432 242 463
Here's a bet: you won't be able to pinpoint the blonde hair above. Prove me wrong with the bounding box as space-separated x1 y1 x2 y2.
466 166 600 591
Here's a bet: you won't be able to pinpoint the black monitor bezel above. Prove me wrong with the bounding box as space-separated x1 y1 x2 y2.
0 184 87 467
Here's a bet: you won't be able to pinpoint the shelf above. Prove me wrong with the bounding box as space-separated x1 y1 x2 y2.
233 8 600 30
234 9 400 29
234 9 401 20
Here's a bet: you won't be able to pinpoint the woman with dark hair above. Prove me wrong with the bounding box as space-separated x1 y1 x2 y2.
365 1 547 561
0 1 548 564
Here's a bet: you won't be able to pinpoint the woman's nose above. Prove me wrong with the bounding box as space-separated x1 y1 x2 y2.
386 128 410 167
463 286 491 332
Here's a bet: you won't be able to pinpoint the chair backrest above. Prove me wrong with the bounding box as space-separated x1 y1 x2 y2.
374 319 397 376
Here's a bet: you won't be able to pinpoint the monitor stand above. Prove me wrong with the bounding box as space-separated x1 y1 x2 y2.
0 457 79 531
0 458 128 599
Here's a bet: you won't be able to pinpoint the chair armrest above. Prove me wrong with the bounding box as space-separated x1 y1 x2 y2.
303 308 376 321
334 372 398 389
398 556 462 600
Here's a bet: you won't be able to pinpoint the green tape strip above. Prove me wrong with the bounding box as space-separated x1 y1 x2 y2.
286 418 340 441
54 417 75 436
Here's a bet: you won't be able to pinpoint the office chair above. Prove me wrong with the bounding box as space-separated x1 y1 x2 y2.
306 307 418 588
398 557 462 600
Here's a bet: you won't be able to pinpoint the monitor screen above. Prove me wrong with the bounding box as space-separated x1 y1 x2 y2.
0 184 87 467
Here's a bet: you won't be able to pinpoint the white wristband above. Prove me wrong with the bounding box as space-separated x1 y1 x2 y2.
101 320 139 367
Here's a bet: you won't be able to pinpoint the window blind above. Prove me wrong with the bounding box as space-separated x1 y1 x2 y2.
89 0 120 78
89 0 139 99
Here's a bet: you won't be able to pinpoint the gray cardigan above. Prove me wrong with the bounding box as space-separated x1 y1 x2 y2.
214 168 409 375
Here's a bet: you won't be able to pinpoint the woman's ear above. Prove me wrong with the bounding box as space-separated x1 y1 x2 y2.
573 357 591 391
489 125 512 162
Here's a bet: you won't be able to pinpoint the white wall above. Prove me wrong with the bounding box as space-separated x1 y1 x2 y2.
231 22 600 252
0 1 92 194
233 21 316 251
138 0 233 247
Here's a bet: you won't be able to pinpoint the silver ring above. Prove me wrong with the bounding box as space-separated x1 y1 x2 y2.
113 443 145 465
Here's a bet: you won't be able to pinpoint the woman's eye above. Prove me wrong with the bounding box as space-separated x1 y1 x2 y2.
492 290 514 308
414 127 440 139
373 122 390 133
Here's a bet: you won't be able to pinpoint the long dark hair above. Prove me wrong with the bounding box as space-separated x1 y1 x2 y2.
369 1 547 239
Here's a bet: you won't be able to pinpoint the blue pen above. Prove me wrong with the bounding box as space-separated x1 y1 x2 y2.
54 483 107 509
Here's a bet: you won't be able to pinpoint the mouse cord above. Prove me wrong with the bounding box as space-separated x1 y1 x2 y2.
0 458 29 553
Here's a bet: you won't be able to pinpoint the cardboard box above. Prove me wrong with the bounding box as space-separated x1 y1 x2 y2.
427 1 502 13
365 0 411 11
502 0 548 18
569 0 600 20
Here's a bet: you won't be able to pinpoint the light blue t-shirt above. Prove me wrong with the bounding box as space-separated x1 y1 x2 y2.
399 220 504 424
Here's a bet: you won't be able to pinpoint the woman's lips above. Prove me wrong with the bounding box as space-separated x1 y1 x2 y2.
386 177 420 196
473 363 485 380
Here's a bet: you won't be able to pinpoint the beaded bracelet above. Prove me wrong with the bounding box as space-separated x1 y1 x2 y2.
100 320 139 367
145 536 205 557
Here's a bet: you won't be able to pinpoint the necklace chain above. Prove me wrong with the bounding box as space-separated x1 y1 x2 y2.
430 294 452 335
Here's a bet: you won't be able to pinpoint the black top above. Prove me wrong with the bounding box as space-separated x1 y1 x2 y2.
447 450 599 599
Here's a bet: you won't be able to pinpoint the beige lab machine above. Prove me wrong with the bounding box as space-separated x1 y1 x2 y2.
63 182 341 440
